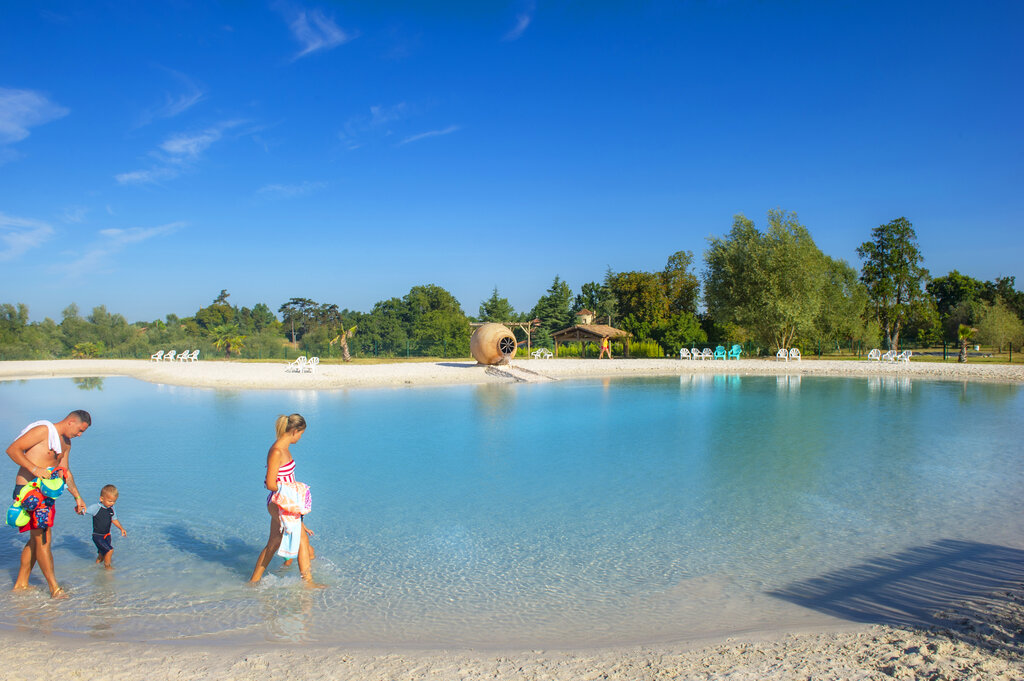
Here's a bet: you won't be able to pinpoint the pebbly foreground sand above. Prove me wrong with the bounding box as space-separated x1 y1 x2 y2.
2 358 1023 679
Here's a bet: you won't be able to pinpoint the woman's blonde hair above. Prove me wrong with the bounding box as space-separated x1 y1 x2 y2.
275 413 307 438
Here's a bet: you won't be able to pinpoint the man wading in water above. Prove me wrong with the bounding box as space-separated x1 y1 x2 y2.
5 410 91 598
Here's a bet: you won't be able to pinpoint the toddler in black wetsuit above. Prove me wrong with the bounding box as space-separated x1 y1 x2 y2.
85 484 127 568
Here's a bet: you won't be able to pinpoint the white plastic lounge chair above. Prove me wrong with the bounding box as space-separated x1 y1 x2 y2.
896 350 912 363
184 349 199 362
163 350 176 362
701 348 713 360
882 350 896 362
789 348 801 361
303 356 320 373
867 348 881 361
531 348 553 359
150 350 164 362
176 350 191 362
285 356 307 373
776 348 788 361
679 348 691 360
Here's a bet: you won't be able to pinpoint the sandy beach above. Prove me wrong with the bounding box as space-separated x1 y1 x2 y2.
1 356 1022 390
2 358 1022 680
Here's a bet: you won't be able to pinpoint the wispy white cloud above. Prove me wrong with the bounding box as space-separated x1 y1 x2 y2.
503 3 535 41
114 167 178 186
61 222 184 277
61 206 89 224
0 88 68 147
257 181 327 199
137 68 205 126
116 120 243 185
339 102 409 149
398 125 460 146
0 212 55 261
288 9 357 60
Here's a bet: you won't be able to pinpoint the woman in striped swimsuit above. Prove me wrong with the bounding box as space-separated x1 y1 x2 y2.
249 413 315 583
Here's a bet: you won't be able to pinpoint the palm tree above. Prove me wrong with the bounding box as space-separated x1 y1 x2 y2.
957 324 976 363
330 325 358 362
211 323 246 358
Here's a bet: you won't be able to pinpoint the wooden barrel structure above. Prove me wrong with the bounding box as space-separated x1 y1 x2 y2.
470 323 518 365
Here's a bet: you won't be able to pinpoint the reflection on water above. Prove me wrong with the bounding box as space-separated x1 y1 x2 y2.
72 376 104 391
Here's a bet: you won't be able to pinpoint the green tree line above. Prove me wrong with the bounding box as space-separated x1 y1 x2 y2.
3 212 1022 360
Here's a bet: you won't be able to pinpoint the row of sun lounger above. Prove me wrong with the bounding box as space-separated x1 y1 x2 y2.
284 355 319 373
150 350 199 362
680 345 744 360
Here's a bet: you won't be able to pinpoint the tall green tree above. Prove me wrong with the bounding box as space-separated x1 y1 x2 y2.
976 300 1024 352
662 250 700 315
704 210 827 350
530 276 574 343
856 217 930 350
278 297 318 343
608 270 669 340
811 258 871 349
478 287 515 322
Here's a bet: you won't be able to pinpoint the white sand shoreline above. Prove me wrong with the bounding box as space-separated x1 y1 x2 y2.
1 357 1022 390
2 358 1022 679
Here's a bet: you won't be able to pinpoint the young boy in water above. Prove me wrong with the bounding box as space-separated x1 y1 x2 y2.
85 484 127 568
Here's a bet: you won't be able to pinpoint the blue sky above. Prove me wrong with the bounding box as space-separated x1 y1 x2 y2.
2 1 1022 322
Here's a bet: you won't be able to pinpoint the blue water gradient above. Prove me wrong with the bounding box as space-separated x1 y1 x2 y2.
0 375 1021 646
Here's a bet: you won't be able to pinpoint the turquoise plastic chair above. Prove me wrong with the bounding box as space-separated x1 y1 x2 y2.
713 345 727 360
728 344 742 359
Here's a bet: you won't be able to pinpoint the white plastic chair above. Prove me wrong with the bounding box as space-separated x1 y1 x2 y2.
184 349 200 362
285 356 307 373
896 350 912 363
692 348 704 361
776 348 788 361
789 348 801 361
164 350 176 362
882 350 896 362
867 348 881 361
531 348 553 359
701 348 713 360
679 348 691 360
150 350 164 362
303 356 320 373
176 350 191 362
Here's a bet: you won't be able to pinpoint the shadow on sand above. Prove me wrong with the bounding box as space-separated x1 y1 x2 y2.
162 525 262 577
437 362 480 368
770 538 1024 655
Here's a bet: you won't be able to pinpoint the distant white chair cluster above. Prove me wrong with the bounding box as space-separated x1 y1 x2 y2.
681 345 743 360
868 348 912 363
285 355 319 373
530 348 553 359
775 348 801 361
150 350 199 362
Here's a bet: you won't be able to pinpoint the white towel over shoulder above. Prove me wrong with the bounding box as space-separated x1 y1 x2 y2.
18 420 62 454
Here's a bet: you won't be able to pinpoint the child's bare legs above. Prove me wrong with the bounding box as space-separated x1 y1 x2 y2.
249 503 283 583
102 549 114 569
13 529 65 598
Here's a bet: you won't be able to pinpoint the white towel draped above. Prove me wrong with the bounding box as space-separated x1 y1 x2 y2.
18 420 62 454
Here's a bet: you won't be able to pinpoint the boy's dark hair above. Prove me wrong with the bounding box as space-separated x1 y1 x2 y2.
69 410 92 425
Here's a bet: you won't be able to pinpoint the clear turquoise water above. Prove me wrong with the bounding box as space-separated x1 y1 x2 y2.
0 375 1021 646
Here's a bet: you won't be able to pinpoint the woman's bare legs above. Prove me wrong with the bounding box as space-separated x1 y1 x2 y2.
249 503 283 583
